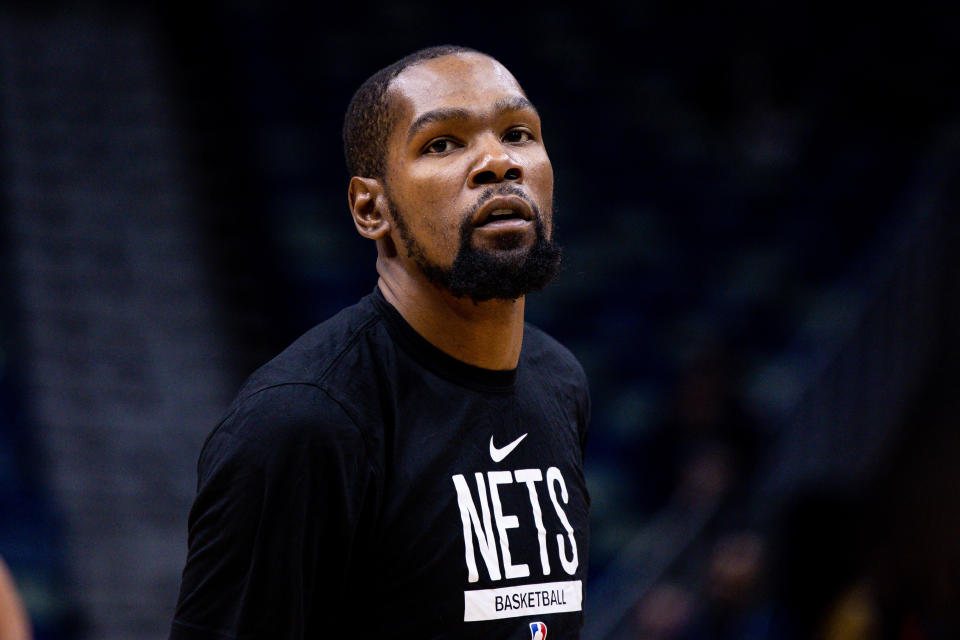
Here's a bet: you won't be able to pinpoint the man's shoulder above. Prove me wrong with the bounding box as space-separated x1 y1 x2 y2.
521 322 591 452
521 322 587 386
205 382 361 467
205 292 390 460
239 292 386 395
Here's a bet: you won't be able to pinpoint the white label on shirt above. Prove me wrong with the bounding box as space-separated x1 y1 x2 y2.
463 579 582 621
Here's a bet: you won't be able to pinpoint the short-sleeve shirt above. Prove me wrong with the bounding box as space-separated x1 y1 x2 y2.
170 287 591 639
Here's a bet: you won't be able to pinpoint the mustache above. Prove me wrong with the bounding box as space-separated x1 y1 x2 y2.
464 185 541 228
473 184 534 211
459 184 547 241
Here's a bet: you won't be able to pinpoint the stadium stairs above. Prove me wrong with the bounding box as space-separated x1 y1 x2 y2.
0 7 237 639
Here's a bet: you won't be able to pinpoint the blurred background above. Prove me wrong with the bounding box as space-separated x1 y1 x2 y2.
0 1 958 639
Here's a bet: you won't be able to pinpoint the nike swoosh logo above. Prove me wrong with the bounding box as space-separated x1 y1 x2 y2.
489 433 528 463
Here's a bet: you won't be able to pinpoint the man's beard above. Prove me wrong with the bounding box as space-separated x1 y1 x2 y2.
387 185 562 303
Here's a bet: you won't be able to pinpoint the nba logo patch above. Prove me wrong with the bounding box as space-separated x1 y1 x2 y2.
529 621 547 639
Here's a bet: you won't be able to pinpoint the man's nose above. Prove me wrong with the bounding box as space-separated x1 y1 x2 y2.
468 137 522 187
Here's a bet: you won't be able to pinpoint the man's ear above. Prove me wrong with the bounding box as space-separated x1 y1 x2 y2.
348 176 391 240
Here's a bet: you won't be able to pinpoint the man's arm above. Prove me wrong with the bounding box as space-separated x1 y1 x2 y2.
0 555 30 640
170 383 375 640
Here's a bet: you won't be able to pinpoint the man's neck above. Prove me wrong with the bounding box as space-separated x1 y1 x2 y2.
376 260 525 371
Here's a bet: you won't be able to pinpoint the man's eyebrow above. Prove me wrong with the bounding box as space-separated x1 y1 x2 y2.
492 96 538 116
407 107 471 143
405 97 540 144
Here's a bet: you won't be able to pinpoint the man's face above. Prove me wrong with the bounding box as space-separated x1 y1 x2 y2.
381 52 560 302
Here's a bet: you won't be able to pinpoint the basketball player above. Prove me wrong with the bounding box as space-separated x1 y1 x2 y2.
170 45 590 639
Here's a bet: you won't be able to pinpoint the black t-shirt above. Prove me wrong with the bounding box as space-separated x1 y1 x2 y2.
170 287 591 639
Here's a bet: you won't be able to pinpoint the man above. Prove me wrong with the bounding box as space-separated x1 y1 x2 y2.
170 45 590 639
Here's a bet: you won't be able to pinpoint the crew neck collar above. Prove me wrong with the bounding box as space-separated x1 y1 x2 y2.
370 286 518 393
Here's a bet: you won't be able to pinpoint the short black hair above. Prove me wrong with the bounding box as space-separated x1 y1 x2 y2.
342 45 481 179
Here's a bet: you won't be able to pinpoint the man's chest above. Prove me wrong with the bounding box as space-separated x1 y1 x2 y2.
363 387 589 634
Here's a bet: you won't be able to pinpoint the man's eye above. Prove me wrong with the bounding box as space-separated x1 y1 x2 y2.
504 129 532 143
425 138 457 154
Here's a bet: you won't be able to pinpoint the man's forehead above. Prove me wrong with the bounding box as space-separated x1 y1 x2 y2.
388 53 527 119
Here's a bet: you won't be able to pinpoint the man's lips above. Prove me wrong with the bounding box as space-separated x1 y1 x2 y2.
472 195 534 228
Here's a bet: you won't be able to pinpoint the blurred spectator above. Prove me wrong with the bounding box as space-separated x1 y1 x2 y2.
635 533 781 640
631 341 766 518
683 531 781 640
635 582 695 640
0 555 30 640
630 342 776 640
